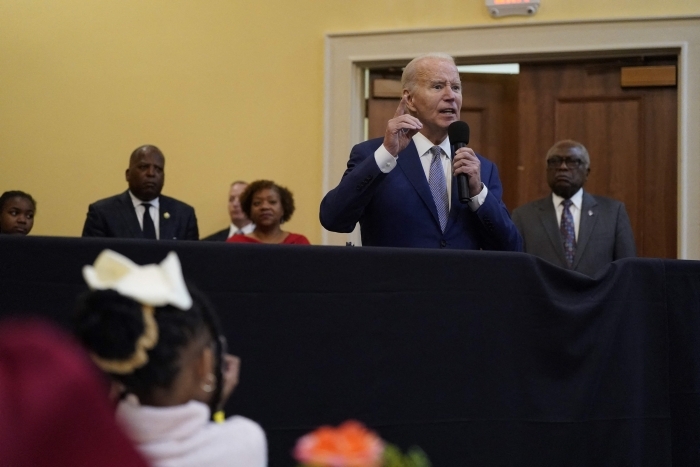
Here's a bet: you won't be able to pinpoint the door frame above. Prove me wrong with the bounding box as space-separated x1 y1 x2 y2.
322 16 700 259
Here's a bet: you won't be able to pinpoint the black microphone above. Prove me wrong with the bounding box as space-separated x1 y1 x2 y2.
448 121 471 203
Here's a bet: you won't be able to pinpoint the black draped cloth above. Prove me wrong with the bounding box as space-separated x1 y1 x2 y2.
1 236 699 466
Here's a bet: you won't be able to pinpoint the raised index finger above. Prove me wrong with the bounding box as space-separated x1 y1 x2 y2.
394 96 408 118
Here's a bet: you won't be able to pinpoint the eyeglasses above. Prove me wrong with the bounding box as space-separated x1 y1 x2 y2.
547 156 584 169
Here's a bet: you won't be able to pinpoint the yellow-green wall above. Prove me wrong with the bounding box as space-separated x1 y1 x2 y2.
2 1 699 242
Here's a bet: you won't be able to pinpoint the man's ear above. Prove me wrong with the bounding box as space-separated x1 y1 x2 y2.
125 169 130 183
404 89 415 113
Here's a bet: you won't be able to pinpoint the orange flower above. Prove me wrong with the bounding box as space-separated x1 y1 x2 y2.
294 420 384 467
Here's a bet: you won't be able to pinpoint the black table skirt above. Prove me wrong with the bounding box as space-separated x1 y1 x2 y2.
2 236 699 466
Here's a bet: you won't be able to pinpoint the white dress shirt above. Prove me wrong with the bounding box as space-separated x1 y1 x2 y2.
128 191 160 240
552 188 584 240
373 133 488 211
227 222 255 239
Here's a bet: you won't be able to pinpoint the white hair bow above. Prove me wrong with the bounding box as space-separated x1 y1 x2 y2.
82 249 192 310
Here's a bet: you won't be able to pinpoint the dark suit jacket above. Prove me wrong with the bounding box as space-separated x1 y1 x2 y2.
202 228 229 242
511 192 636 276
320 137 522 251
82 191 199 240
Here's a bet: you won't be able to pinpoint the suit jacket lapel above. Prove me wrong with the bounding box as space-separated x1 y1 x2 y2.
537 197 569 267
159 197 173 240
574 192 598 269
397 142 441 228
118 191 144 238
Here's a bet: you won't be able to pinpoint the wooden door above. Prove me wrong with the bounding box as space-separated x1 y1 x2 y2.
517 59 678 258
459 74 519 211
367 72 519 210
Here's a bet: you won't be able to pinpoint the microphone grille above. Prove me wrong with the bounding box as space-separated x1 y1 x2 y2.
448 121 470 145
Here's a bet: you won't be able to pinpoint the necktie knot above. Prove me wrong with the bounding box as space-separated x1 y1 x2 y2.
430 146 442 160
562 199 573 208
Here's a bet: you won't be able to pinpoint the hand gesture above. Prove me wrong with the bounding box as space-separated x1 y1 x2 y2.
383 97 423 157
453 147 483 196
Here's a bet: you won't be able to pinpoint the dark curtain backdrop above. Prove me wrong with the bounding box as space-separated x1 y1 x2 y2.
1 236 699 466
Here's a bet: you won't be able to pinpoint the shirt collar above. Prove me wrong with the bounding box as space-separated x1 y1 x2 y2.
228 222 255 237
552 188 583 210
413 132 451 158
128 191 159 209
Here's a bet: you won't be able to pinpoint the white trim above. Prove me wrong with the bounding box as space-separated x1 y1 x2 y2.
457 64 520 74
323 16 700 259
325 15 700 38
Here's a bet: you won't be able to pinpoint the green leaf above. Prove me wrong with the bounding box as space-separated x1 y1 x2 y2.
382 444 432 467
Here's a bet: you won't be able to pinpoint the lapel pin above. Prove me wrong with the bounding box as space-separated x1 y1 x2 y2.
588 210 593 216
163 212 170 219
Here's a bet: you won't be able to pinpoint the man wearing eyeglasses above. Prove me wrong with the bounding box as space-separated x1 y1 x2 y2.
511 139 636 276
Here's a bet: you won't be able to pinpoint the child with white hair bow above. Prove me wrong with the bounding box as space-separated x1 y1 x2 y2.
75 249 267 467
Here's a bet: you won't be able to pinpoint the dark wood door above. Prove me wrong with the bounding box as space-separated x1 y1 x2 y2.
517 60 677 258
459 74 519 211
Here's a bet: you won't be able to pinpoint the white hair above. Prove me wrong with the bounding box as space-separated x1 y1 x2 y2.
401 53 456 92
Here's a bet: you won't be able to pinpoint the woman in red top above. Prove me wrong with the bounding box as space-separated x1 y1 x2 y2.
226 180 310 245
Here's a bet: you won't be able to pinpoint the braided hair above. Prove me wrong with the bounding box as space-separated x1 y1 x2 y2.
74 285 225 417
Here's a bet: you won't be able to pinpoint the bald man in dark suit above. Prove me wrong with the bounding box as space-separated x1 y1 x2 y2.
82 145 198 240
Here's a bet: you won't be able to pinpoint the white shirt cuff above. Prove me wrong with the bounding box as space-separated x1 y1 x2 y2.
374 145 397 173
467 184 488 211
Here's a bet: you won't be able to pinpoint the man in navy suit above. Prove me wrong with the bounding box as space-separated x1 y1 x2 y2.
320 53 521 251
82 145 198 240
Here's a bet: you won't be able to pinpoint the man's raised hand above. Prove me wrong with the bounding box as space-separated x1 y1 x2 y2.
383 97 422 157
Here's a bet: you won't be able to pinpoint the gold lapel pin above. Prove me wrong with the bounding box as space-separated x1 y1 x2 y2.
163 212 170 219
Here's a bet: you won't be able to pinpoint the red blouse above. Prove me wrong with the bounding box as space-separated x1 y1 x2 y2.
226 233 310 245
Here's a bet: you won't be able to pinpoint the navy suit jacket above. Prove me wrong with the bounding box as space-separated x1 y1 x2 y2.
511 192 636 276
320 138 522 250
82 191 199 240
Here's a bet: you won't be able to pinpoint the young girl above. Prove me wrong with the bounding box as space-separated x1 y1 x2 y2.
0 191 36 235
75 250 267 467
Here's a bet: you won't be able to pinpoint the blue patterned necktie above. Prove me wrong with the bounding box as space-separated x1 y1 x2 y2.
560 199 576 267
428 146 449 232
